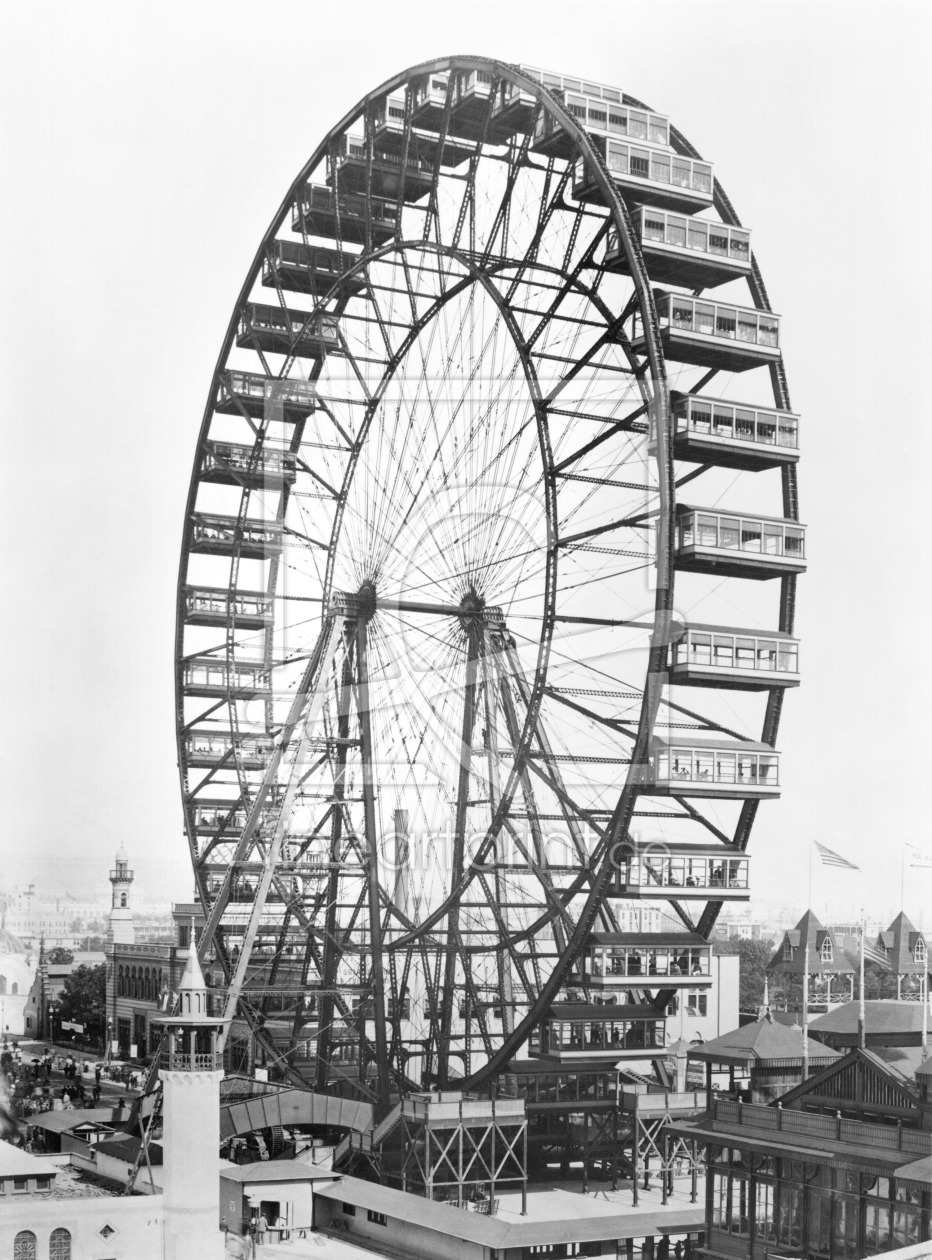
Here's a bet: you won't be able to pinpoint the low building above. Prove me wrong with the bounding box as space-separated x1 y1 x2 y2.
313 1174 706 1260
219 1161 339 1244
809 1000 931 1053
671 1046 932 1258
0 1141 165 1260
766 910 855 1009
686 1013 840 1102
0 928 35 1037
666 953 740 1047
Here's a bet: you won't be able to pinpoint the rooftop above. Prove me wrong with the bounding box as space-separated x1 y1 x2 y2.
0 1142 54 1177
316 1176 704 1248
686 1015 840 1067
221 1160 340 1185
809 1000 929 1038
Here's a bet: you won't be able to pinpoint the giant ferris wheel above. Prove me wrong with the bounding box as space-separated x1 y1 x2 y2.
175 56 803 1104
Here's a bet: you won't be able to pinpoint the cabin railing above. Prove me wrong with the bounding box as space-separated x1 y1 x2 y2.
712 1097 932 1154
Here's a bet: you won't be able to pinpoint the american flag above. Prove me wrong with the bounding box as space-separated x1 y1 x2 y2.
860 931 890 968
814 841 860 870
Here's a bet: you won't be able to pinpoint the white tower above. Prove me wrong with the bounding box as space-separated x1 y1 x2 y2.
107 845 135 945
160 944 226 1260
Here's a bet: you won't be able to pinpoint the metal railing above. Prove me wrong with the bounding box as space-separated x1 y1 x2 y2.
713 1097 932 1154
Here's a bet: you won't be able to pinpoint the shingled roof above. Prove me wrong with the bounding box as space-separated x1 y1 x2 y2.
686 1014 840 1068
767 910 855 977
876 912 928 975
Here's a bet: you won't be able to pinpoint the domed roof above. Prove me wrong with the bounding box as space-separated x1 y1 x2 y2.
115 843 128 862
0 926 27 954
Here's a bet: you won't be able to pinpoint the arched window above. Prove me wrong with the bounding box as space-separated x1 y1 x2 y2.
14 1231 37 1260
12 981 18 996
117 966 124 997
120 892 127 908
130 967 137 999
49 1229 72 1260
820 938 833 963
0 975 6 995
914 939 927 963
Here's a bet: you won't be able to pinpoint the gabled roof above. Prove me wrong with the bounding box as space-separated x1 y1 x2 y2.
767 911 854 976
775 1046 920 1116
686 1015 839 1067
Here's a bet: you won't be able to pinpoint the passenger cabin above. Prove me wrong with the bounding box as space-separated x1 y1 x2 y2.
410 72 450 130
534 92 670 162
328 135 435 203
200 441 296 489
530 1003 667 1061
575 148 713 216
190 513 282 559
584 933 713 988
609 842 750 900
191 801 249 836
634 292 781 372
183 657 271 700
292 183 397 247
372 95 473 165
214 370 318 421
488 77 538 141
185 728 275 770
449 69 496 138
236 304 341 360
184 586 273 630
648 737 781 800
262 240 364 299
666 392 799 471
669 623 800 690
675 507 806 579
605 211 751 289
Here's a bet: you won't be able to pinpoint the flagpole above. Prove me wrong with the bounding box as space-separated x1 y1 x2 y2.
922 969 928 1058
858 908 866 1050
802 936 809 1080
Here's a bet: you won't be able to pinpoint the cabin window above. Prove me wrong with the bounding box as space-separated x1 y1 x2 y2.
666 216 687 247
566 95 586 120
731 231 750 260
606 142 628 174
688 222 708 251
741 520 762 552
738 310 758 343
714 637 735 667
649 116 668 144
696 304 714 336
713 408 734 439
709 229 729 256
588 105 607 128
644 214 665 242
691 403 711 433
630 149 650 178
736 638 755 669
735 409 755 440
652 153 671 183
719 519 740 550
629 110 648 139
608 110 627 134
672 158 692 188
716 308 737 339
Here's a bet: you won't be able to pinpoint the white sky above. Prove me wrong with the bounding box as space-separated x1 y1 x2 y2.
1 0 929 926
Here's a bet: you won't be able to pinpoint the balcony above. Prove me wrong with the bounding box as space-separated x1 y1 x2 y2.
184 727 275 771
292 183 397 247
575 148 713 216
675 507 806 579
667 392 799 471
236 304 340 360
606 210 751 290
635 293 780 372
670 624 800 690
609 842 750 900
530 1002 667 1061
190 513 282 560
214 370 318 421
183 656 271 700
329 138 435 203
584 933 713 988
647 737 781 800
183 586 273 630
262 239 365 299
200 441 296 489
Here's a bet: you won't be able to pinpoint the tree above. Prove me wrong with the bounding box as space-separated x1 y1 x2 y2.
47 947 74 965
714 937 775 1011
57 964 106 1041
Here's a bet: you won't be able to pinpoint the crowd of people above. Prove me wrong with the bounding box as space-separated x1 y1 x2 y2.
0 1038 140 1126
